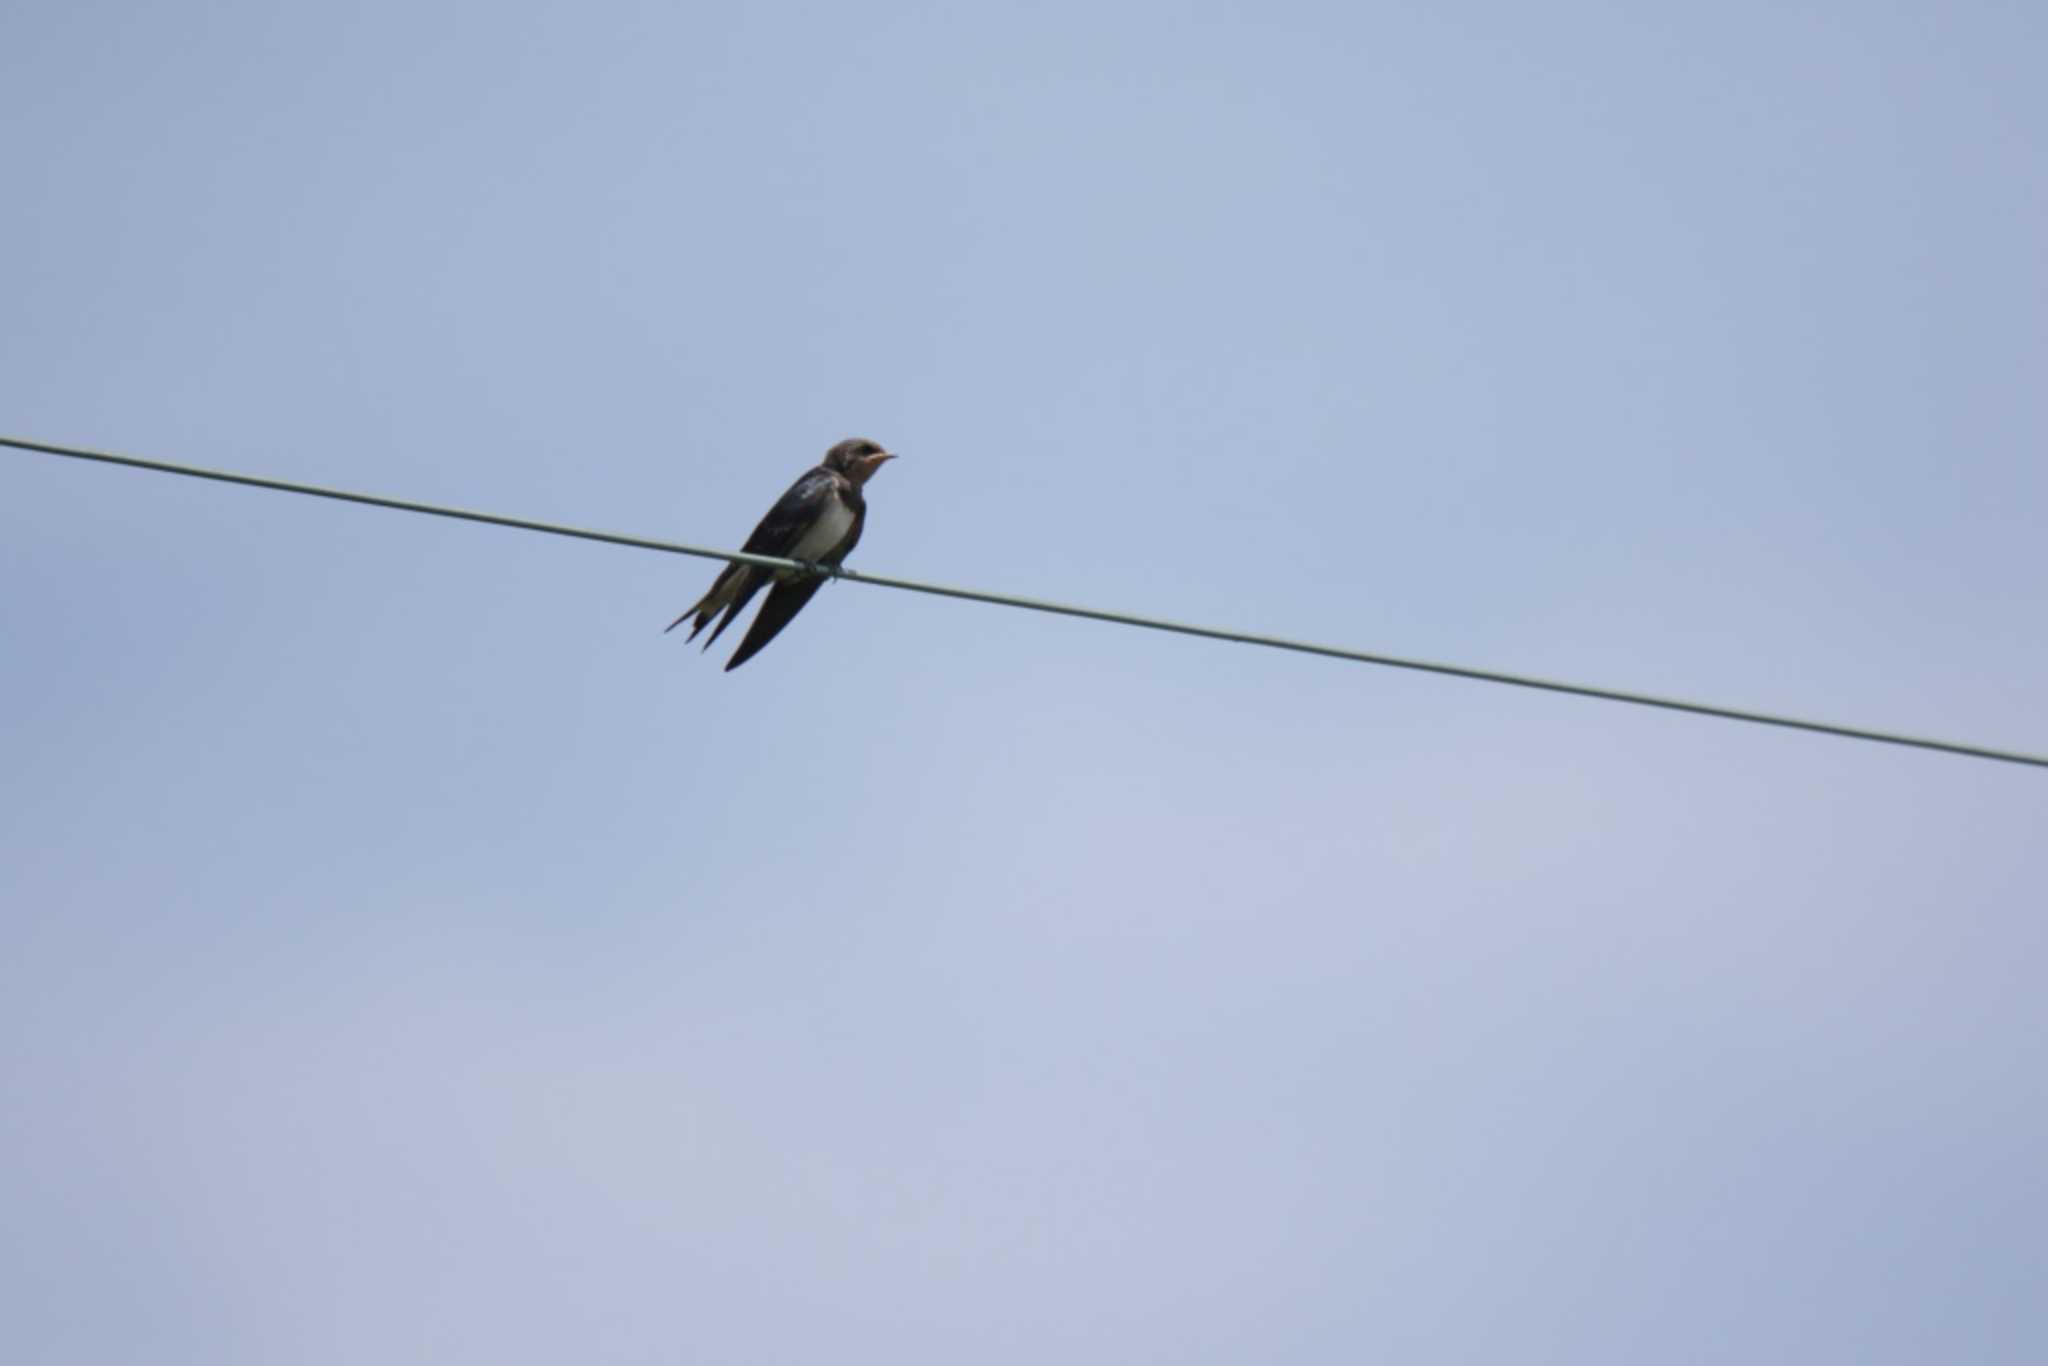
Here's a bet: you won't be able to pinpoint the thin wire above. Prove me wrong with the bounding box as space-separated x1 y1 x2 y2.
7 432 2044 771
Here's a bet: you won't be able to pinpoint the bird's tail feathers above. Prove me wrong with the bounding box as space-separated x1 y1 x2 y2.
701 592 752 650
665 563 754 638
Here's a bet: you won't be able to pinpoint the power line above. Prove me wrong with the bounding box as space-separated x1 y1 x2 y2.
6 431 2044 771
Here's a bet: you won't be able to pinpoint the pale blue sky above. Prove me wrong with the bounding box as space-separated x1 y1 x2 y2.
4 3 2045 1362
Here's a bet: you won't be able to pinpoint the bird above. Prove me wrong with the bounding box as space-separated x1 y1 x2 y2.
667 437 898 670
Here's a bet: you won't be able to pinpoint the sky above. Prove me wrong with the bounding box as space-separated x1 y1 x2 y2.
3 2 2045 1361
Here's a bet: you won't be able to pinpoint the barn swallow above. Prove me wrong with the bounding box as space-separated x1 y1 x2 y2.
666 437 897 670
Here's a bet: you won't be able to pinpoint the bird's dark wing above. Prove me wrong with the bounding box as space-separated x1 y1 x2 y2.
721 500 868 670
665 467 836 638
740 468 838 556
723 577 826 671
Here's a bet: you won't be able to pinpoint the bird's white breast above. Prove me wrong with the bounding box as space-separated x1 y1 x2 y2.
789 495 855 563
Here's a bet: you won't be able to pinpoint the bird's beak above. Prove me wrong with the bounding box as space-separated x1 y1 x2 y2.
857 451 897 481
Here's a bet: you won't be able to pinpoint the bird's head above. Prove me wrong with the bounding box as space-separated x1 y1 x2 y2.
823 437 897 486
